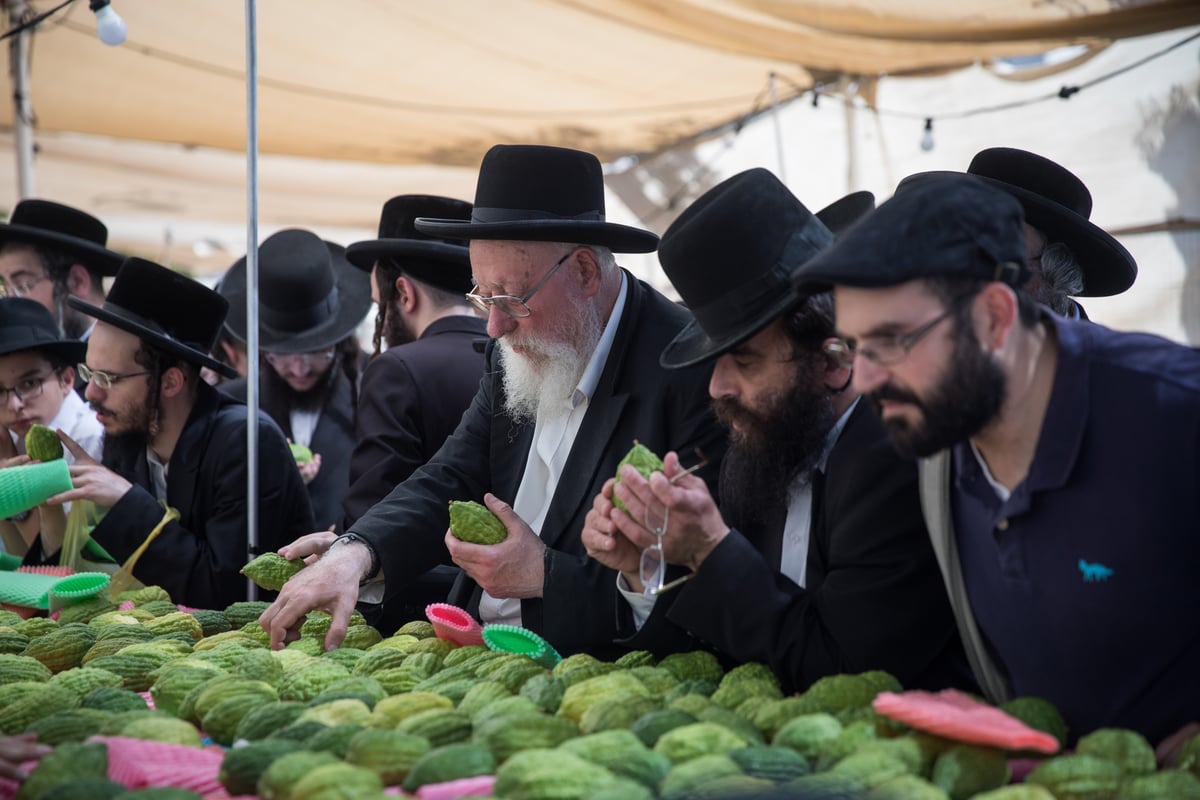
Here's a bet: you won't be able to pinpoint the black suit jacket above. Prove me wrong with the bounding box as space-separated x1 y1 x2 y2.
350 273 727 655
626 400 975 693
341 315 488 530
224 370 356 531
92 382 315 610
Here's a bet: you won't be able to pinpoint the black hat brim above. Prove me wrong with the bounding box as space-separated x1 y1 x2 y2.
898 171 1136 297
659 288 800 370
0 339 87 365
221 243 372 354
0 224 124 277
413 218 659 254
344 239 470 271
68 297 238 379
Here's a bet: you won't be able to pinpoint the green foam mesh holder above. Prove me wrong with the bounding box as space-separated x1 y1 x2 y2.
0 570 61 609
0 460 73 519
0 552 23 571
48 572 110 612
482 623 562 669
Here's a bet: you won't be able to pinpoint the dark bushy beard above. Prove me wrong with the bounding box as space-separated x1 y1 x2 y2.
98 393 157 474
716 356 837 530
382 305 416 350
261 357 338 417
872 321 1006 459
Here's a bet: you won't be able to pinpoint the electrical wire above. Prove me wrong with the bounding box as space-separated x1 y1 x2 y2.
0 0 76 42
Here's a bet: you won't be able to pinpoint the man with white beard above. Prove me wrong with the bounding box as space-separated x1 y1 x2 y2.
261 145 726 654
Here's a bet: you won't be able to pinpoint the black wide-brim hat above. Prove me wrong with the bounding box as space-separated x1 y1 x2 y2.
346 195 474 294
0 297 87 364
220 229 372 354
658 168 837 369
793 173 1028 293
896 147 1136 297
69 258 236 378
0 199 124 277
414 145 659 254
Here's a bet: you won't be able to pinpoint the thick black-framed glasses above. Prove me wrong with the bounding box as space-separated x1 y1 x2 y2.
77 363 150 390
465 248 574 319
825 304 960 369
0 370 59 404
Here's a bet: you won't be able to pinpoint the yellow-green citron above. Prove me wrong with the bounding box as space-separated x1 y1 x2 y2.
613 442 664 513
290 442 314 465
241 552 306 591
26 424 64 461
448 500 507 545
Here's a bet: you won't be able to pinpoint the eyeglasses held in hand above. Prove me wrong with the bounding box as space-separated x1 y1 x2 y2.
464 248 574 319
77 363 150 390
638 450 709 597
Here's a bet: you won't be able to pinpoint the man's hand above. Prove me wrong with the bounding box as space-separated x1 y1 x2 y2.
582 478 645 588
1 454 30 470
258 535 369 651
297 453 322 486
444 493 545 599
609 451 730 573
0 733 52 782
44 430 132 508
278 529 338 566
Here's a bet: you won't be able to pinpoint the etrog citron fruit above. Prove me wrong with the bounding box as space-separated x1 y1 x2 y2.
613 441 664 513
241 552 306 591
448 500 507 545
26 424 64 462
290 442 314 464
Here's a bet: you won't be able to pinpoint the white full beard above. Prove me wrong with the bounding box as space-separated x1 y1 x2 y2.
498 303 604 425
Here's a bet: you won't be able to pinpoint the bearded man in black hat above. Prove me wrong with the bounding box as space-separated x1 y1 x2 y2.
44 257 315 610
219 229 371 531
897 147 1137 320
792 173 1200 748
0 200 122 343
262 144 726 655
582 170 972 693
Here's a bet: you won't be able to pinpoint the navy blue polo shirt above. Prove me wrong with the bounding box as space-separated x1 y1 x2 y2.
951 314 1200 744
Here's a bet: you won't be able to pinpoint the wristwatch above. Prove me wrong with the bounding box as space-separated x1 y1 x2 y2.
328 532 380 584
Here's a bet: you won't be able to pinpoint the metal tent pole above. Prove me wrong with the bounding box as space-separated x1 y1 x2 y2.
244 0 259 601
8 0 35 198
768 71 786 183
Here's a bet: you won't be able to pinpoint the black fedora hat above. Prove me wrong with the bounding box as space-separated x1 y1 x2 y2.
221 229 371 354
0 199 124 277
414 145 659 253
793 173 1027 293
0 297 87 364
896 148 1136 297
816 190 875 237
346 195 474 294
68 258 236 378
659 168 834 369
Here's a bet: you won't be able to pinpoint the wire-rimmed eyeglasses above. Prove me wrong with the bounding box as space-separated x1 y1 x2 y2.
0 275 50 298
464 248 574 319
77 363 150 390
824 303 960 369
639 450 709 597
264 348 336 371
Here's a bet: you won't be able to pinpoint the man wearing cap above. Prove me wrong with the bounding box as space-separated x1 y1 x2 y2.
582 170 971 692
897 147 1137 319
262 144 725 654
44 258 315 610
0 298 103 561
792 173 1200 744
0 200 123 343
220 229 371 531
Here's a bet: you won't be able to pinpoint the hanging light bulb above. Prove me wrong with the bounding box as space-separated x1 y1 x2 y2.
89 0 127 46
920 118 935 152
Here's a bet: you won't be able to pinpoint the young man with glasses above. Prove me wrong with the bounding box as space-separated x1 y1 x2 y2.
0 298 103 560
0 200 123 346
582 170 973 694
260 145 726 656
40 257 314 609
217 229 371 531
793 173 1200 751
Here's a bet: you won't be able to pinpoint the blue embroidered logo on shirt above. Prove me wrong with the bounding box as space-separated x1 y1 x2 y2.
1079 559 1113 582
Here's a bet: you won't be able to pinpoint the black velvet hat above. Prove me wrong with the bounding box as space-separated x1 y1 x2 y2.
68 258 236 378
345 195 474 293
414 145 659 253
896 148 1136 297
220 229 372 354
658 168 834 369
0 297 86 364
793 173 1028 292
0 199 124 276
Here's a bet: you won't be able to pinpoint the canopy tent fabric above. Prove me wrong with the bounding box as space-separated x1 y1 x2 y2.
3 0 1198 168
